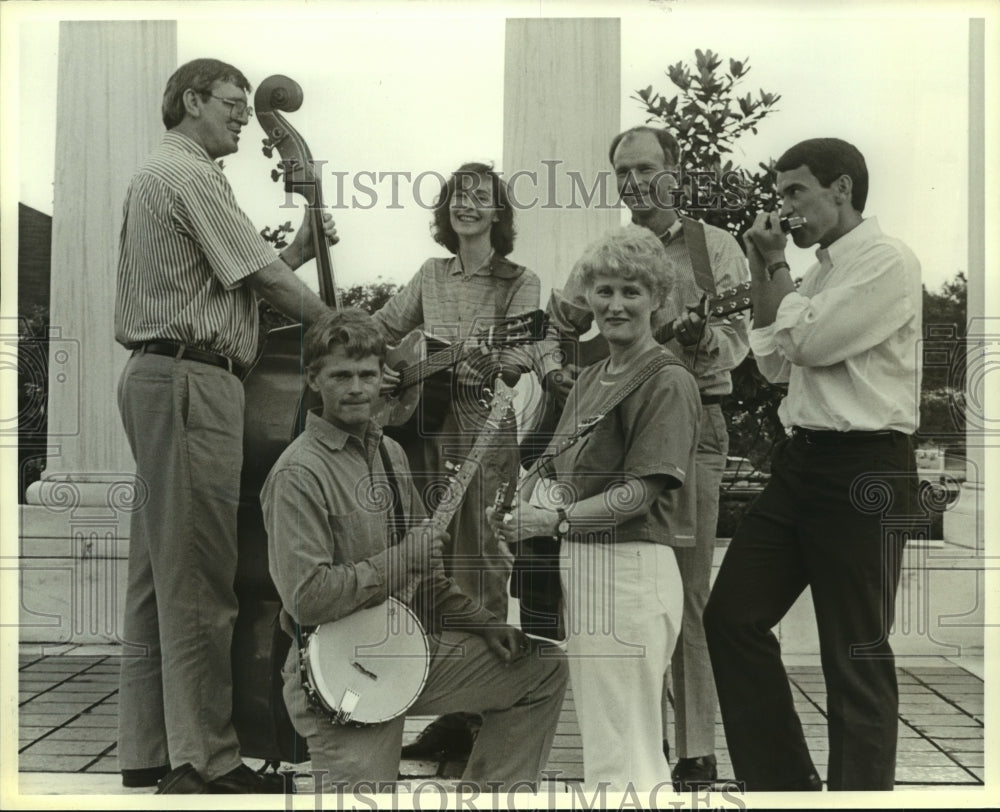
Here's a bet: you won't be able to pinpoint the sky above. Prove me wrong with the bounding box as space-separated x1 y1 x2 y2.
8 0 985 297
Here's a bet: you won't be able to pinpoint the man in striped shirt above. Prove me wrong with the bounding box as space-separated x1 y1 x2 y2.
114 58 335 794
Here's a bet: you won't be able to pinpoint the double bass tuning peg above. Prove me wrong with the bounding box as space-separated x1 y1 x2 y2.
261 140 275 159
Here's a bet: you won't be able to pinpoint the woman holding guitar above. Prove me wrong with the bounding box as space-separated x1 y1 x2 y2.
488 226 701 790
372 163 543 761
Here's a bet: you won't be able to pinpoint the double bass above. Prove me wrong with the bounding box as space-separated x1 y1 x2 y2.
231 75 339 766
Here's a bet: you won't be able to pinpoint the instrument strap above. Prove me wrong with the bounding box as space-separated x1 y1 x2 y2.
377 438 408 545
680 216 717 295
525 351 684 477
492 258 529 318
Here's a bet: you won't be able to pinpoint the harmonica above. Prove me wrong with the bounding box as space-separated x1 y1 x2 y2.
779 215 807 233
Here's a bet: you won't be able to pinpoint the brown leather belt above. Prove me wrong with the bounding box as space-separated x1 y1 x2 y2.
135 341 246 379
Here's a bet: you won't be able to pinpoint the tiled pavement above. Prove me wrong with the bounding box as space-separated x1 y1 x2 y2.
15 645 985 795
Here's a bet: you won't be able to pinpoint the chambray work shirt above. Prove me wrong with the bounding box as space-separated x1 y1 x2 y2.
750 217 922 433
261 411 498 637
114 131 278 368
547 218 750 396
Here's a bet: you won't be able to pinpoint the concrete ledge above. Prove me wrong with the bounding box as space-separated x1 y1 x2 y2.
18 506 988 653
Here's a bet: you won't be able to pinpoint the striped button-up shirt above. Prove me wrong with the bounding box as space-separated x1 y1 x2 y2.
114 131 278 367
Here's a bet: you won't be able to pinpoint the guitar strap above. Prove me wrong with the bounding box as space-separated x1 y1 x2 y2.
525 351 686 478
492 258 529 318
680 216 717 295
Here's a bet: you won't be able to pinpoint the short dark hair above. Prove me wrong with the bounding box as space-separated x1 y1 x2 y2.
608 126 680 168
303 309 387 373
431 163 516 256
161 58 251 129
774 138 869 212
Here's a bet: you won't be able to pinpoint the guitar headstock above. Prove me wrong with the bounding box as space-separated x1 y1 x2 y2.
475 310 548 348
481 376 518 426
704 281 752 320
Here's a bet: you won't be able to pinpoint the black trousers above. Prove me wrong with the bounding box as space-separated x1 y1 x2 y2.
704 431 919 791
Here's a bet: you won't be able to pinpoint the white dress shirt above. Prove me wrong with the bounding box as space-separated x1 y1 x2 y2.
749 217 922 433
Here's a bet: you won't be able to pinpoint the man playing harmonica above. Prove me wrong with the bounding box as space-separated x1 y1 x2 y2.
704 137 922 791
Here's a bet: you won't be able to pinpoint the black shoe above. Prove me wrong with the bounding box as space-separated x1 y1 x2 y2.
784 771 823 791
671 755 718 791
122 764 171 788
155 763 208 794
662 740 670 763
207 763 288 794
400 714 478 761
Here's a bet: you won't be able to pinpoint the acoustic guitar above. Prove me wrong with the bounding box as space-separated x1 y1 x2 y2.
374 309 545 432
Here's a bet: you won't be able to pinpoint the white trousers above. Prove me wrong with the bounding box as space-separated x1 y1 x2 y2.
560 540 683 791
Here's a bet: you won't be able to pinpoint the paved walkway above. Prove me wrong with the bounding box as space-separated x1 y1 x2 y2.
15 645 985 797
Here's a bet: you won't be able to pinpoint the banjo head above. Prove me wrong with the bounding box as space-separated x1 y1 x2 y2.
304 597 430 725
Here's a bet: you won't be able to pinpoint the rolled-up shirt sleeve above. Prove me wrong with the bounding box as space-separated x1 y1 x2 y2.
263 464 391 627
372 264 426 344
749 322 792 384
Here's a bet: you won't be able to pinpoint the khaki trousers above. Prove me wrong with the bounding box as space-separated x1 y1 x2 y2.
116 353 245 780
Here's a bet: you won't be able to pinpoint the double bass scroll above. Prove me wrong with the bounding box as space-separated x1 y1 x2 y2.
255 74 341 310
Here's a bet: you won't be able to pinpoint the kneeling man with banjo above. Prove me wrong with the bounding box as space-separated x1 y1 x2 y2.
261 309 567 791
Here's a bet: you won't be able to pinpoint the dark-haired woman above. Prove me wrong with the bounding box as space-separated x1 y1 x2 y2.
372 163 543 759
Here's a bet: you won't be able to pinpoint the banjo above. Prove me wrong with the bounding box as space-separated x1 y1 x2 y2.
300 376 519 726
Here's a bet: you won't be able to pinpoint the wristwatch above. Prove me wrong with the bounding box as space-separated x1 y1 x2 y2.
766 260 790 280
555 507 570 540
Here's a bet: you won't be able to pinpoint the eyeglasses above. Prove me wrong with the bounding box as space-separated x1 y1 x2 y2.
209 94 253 121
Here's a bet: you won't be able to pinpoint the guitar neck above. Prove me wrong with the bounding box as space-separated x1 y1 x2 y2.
428 398 511 530
398 340 467 389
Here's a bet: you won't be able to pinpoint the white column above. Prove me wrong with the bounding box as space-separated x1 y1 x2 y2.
19 22 176 645
502 18 621 301
26 20 177 508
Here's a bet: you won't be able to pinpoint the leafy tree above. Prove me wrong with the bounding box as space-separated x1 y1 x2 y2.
917 272 967 457
634 48 782 239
